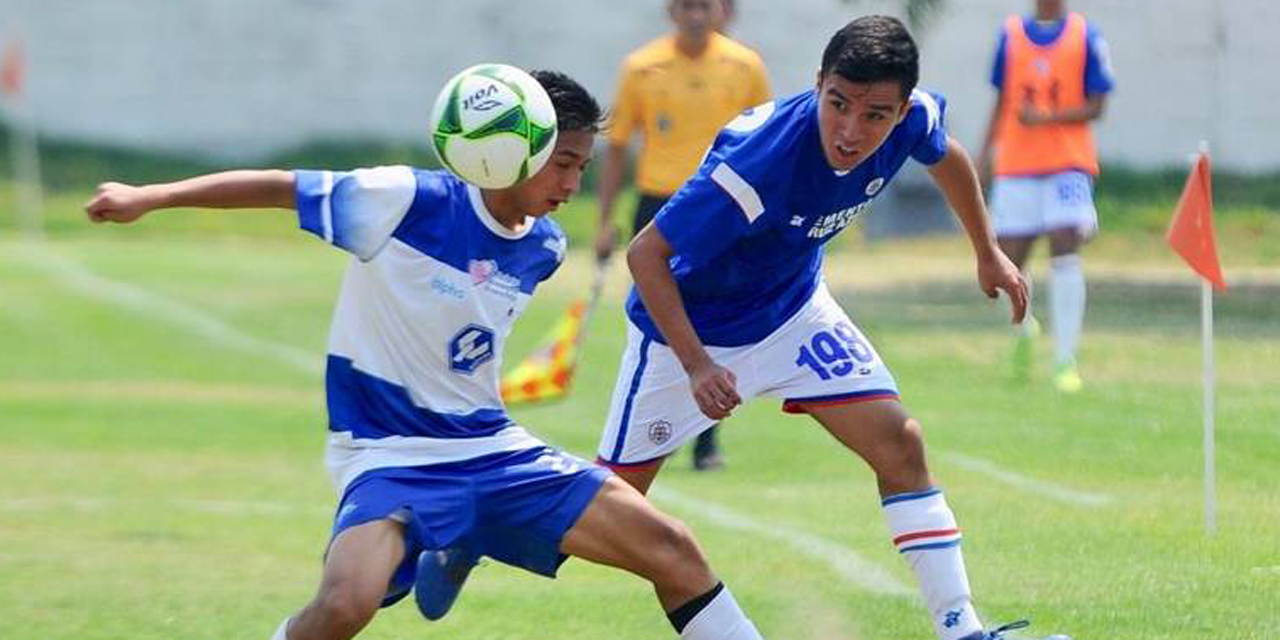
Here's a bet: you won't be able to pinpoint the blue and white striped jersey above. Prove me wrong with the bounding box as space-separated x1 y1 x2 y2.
626 88 949 347
293 167 567 490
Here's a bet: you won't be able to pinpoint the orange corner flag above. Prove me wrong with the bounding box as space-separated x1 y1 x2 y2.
500 299 588 405
1167 151 1226 290
1 41 23 97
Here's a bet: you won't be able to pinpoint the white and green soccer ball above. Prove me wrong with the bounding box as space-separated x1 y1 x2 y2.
429 64 558 189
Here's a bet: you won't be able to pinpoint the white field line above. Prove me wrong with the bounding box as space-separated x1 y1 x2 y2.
652 486 913 597
24 247 322 376
940 452 1115 508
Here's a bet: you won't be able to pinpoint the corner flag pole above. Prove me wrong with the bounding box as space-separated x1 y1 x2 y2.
1168 140 1224 535
1200 263 1215 534
1196 140 1217 535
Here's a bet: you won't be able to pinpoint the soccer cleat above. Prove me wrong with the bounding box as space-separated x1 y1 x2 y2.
414 546 480 621
692 426 725 471
958 619 1072 640
1053 361 1083 393
693 452 725 471
1010 316 1041 383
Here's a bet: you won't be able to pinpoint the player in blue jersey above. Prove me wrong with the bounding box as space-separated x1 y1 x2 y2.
595 16 1068 640
85 71 766 640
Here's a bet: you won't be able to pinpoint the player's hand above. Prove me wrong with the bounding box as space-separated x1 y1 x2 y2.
595 224 618 262
688 359 741 420
977 249 1028 324
84 182 163 224
1018 105 1051 127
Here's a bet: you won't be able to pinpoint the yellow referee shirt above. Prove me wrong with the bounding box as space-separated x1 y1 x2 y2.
607 32 770 196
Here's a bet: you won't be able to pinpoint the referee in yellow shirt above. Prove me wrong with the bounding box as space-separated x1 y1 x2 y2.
595 0 770 471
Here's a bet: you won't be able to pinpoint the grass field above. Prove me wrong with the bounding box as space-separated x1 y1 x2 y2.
1 191 1278 640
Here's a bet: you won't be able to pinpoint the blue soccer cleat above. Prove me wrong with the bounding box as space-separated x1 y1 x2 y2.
414 546 481 621
959 619 1072 640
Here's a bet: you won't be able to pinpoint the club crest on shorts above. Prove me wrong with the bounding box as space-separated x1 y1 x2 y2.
646 419 673 445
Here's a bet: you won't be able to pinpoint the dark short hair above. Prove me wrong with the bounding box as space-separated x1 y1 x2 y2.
819 15 919 99
530 70 603 134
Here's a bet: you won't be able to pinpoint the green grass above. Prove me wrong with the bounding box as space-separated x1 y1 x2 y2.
1 189 1278 640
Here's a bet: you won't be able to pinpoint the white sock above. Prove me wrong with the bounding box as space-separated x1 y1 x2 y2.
1049 254 1086 366
882 488 982 640
681 586 765 640
270 617 290 640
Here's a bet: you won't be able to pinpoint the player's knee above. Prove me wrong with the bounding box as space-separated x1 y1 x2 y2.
644 515 711 585
874 417 929 485
312 581 379 635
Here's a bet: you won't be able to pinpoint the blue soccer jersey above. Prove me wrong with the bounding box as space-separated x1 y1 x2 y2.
625 88 949 347
293 167 568 490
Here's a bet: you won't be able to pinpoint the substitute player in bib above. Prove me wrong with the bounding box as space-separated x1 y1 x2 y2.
595 0 771 470
977 0 1115 392
86 71 766 640
596 16 1068 640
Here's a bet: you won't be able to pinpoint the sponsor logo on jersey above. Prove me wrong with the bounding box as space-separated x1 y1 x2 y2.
430 277 466 300
790 215 806 227
646 419 673 445
468 258 522 299
865 177 885 197
807 201 872 239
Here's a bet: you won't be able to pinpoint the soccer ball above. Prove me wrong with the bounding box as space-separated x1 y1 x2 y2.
429 64 558 189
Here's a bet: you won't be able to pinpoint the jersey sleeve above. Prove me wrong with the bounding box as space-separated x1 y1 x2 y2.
294 165 417 261
655 103 796 268
539 229 568 284
990 28 1010 89
746 55 772 107
907 90 949 166
606 63 642 147
1084 23 1116 95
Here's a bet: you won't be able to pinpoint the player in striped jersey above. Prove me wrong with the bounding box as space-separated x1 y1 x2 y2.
86 70 766 640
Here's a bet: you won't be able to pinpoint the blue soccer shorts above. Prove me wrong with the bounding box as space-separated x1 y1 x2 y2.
328 445 609 606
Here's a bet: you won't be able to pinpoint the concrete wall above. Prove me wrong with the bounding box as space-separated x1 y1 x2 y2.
2 0 1276 170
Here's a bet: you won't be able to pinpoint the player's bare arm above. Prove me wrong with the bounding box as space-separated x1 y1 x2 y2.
595 142 630 260
1019 94 1107 127
627 224 741 419
976 89 1006 188
85 170 296 224
926 136 1028 323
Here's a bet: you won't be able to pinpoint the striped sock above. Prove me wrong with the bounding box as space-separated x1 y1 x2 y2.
882 488 982 640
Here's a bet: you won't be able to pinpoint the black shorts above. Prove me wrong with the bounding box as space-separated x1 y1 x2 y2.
632 193 671 237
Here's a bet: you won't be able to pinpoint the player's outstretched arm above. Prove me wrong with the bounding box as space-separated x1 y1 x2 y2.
926 136 1027 323
85 170 296 225
627 225 741 420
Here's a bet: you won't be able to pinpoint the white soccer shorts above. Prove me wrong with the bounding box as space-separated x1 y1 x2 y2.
990 170 1098 238
596 283 899 467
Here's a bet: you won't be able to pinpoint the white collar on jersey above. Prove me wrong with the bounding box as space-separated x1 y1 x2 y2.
467 184 536 240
